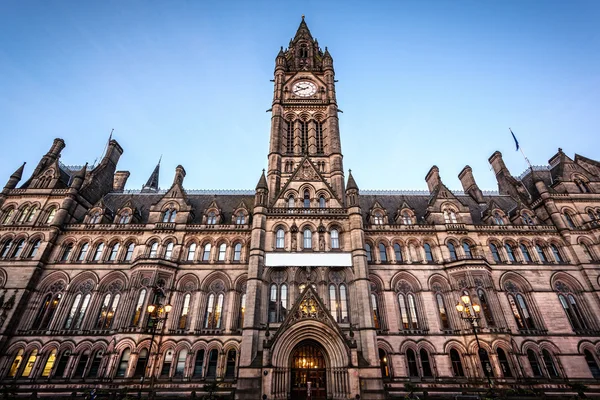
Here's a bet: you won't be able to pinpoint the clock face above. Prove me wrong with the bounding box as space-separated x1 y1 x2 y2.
292 81 317 97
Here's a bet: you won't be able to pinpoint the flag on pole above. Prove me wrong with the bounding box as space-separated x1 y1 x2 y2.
509 128 519 151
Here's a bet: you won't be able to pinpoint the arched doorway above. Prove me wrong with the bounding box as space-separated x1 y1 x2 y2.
290 340 327 400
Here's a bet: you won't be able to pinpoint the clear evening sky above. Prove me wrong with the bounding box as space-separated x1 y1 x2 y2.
1 1 598 192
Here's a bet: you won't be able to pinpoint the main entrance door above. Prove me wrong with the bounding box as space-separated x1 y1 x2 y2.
290 341 327 400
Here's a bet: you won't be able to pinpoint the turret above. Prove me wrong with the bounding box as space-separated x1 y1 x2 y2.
345 170 359 207
458 165 484 203
141 160 160 193
255 170 268 207
4 163 25 190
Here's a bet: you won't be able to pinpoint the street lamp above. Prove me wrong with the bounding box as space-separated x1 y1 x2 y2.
455 294 492 388
144 297 172 399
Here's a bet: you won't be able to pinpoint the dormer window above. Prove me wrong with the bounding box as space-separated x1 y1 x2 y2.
402 211 413 225
207 212 217 225
235 212 246 225
119 210 131 224
443 209 457 224
522 213 535 225
162 207 177 223
493 212 505 226
89 211 101 224
372 212 384 225
575 178 591 193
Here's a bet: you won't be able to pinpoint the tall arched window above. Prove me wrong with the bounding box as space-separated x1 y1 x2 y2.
161 350 173 377
319 196 325 208
420 349 433 377
202 243 211 262
379 243 388 262
436 293 450 329
563 212 576 229
443 209 457 223
315 120 324 154
204 290 225 329
365 243 373 262
371 292 381 329
179 293 191 329
118 210 131 224
77 242 89 261
479 349 494 378
116 348 130 377
477 289 495 327
64 292 92 330
92 242 105 261
450 349 464 377
206 349 219 378
447 242 457 261
329 283 349 323
175 349 188 377
285 120 293 154
303 228 312 249
379 349 390 379
288 196 295 208
402 211 413 225
372 211 384 225
235 212 246 225
73 351 90 378
164 241 174 260
550 244 563 262
149 241 159 258
11 239 25 258
124 243 135 261
131 289 147 326
542 349 559 378
303 190 310 208
406 349 419 377
489 243 500 262
268 283 288 323
21 349 38 378
330 229 339 249
584 350 600 379
41 349 57 377
536 244 547 262
34 290 62 330
60 243 73 261
187 243 197 261
8 349 24 377
108 243 120 261
0 239 13 258
276 229 285 249
497 348 513 377
206 211 217 225
505 243 516 262
555 281 588 332
394 243 403 262
462 242 473 258
88 350 103 378
53 350 70 379
397 281 419 330
233 243 242 261
424 243 433 262
25 206 38 223
581 242 595 261
96 292 120 329
238 292 246 328
506 282 535 330
193 349 205 377
218 243 227 261
225 349 237 378
162 208 177 223
89 211 101 224
133 348 147 377
520 244 532 262
1 208 15 225
28 239 41 258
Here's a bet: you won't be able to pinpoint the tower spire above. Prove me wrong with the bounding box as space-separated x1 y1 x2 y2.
293 15 313 42
141 158 161 193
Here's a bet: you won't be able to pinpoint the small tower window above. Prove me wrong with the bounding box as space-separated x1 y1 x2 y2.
315 121 324 154
303 190 310 208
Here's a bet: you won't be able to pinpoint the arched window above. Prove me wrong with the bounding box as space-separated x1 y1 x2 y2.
394 243 403 262
218 243 227 261
443 209 457 223
506 283 535 330
1 208 15 225
288 196 295 208
34 292 62 330
25 206 38 223
402 211 413 225
28 239 41 258
489 243 500 262
493 212 505 225
564 212 576 229
89 211 101 224
372 211 384 225
77 242 89 261
365 243 373 262
303 228 312 249
329 283 349 323
379 243 388 262
162 208 177 223
206 349 218 378
542 349 559 378
330 229 339 249
53 350 70 378
497 348 513 377
238 292 246 328
11 239 25 258
276 228 285 249
161 350 174 377
379 349 390 378
187 243 197 261
92 242 105 261
424 243 433 262
202 243 211 262
116 348 130 377
124 243 135 261
225 349 237 378
235 211 246 225
581 242 595 261
73 351 90 378
45 208 57 224
462 242 473 259
303 190 310 208
118 210 131 224
60 243 73 261
420 349 433 377
41 349 57 377
233 243 242 261
551 244 563 262
175 349 188 377
96 292 120 329
319 196 325 208
0 239 12 258
315 120 324 154
436 293 450 329
522 213 535 225
108 243 120 261
505 243 516 262
17 206 30 223
164 241 174 260
88 350 103 378
479 349 494 378
178 293 191 329
406 349 419 377
520 244 532 262
285 119 293 154
268 283 288 323
371 293 381 329
477 289 495 327
536 244 547 262
193 349 205 377
131 289 147 326
450 349 464 377
64 292 91 330
204 292 224 329
584 350 600 379
8 349 25 378
556 282 588 331
447 242 457 261
397 282 419 330
21 349 38 378
133 348 147 377
207 211 217 225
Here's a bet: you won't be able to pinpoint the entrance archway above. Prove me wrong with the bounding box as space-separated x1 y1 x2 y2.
290 340 327 400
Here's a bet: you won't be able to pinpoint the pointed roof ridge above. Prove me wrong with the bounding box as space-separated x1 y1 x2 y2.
142 160 160 192
256 169 268 190
11 162 26 180
346 169 359 191
293 15 313 42
274 156 343 204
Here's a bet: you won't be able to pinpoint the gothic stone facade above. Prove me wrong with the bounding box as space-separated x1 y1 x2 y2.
0 18 600 400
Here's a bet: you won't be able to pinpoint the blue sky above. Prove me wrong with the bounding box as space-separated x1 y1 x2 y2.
1 1 599 192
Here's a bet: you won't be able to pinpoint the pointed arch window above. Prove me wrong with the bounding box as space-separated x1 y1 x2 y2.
162 208 177 223
329 283 349 323
497 348 513 377
161 350 173 377
506 285 535 330
564 212 576 229
225 349 237 378
365 243 373 262
164 241 174 260
394 243 403 262
11 239 25 258
238 292 246 328
489 243 500 262
424 243 433 262
536 244 548 262
447 242 457 261
520 244 532 262
202 243 211 262
330 229 339 249
402 211 413 225
1 208 14 225
60 243 73 261
64 292 91 330
96 292 120 329
73 351 90 378
53 350 70 378
108 243 120 261
493 212 505 225
450 349 464 377
179 293 191 329
0 239 12 258
584 350 600 378
379 243 388 262
268 283 288 323
379 349 390 379
21 349 38 378
436 293 450 329
551 244 563 263
276 229 285 249
397 282 419 330
505 243 516 262
479 349 494 378
288 196 295 208
131 289 147 326
89 211 101 224
285 119 293 154
556 282 588 331
477 289 495 327
175 349 188 377
406 349 419 377
193 349 205 377
526 350 542 377
420 349 433 377
206 349 219 378
34 292 62 330
319 195 326 208
45 208 57 224
462 242 473 259
218 243 227 261
204 292 224 329
41 349 57 377
187 243 197 261
93 242 105 261
303 190 310 208
88 350 103 378
124 243 135 261
8 349 24 377
522 213 535 225
233 243 242 261
17 206 30 223
28 239 41 258
372 211 384 225
25 206 38 223
116 348 130 377
300 120 308 153
581 242 595 261
371 293 381 329
542 349 559 378
133 348 147 377
303 228 312 249
77 242 89 261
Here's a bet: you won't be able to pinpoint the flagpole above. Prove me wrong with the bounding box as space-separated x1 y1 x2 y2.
510 128 533 172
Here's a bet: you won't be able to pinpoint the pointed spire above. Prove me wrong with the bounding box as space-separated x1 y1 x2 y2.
293 15 313 42
277 46 285 57
142 159 160 192
4 162 26 190
346 169 359 191
256 169 268 191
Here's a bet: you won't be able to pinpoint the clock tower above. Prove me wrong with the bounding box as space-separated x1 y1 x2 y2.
267 16 345 203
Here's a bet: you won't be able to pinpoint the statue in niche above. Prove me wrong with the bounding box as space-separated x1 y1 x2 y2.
318 233 325 251
291 232 297 251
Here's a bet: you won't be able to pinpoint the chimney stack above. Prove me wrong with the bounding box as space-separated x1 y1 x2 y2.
425 166 441 192
458 165 484 203
113 171 130 192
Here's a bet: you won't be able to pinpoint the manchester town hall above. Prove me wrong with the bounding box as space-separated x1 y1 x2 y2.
1 18 600 400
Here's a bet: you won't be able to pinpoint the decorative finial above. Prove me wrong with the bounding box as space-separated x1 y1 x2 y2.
349 169 352 174
262 168 265 173
302 14 305 20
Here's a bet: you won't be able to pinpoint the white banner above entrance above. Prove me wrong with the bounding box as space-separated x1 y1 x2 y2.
265 252 352 267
